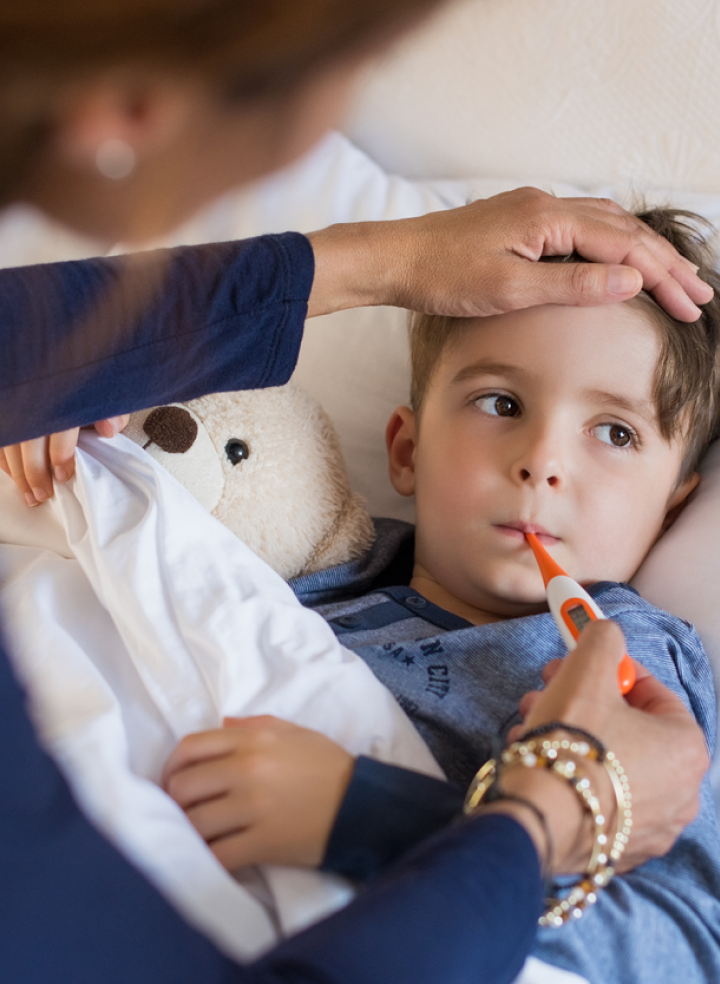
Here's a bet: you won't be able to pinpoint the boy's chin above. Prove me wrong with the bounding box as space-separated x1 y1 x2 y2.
490 594 549 619
478 580 549 619
491 571 549 612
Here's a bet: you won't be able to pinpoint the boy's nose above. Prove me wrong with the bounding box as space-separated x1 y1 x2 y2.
518 467 559 487
511 430 563 488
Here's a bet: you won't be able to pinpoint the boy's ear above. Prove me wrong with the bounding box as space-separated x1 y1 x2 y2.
386 406 417 497
660 471 700 536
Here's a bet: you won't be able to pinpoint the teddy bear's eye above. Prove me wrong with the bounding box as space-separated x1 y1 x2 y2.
225 439 250 465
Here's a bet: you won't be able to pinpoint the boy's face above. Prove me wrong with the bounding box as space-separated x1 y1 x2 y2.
387 303 699 622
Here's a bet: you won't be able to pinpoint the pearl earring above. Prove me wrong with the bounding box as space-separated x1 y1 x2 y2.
95 138 136 180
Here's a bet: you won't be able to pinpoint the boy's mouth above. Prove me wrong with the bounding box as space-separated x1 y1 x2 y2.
494 522 559 545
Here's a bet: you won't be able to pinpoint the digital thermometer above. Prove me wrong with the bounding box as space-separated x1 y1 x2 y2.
525 532 636 695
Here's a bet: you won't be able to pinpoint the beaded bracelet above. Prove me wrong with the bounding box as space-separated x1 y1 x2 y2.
517 721 607 761
464 733 630 928
603 750 633 866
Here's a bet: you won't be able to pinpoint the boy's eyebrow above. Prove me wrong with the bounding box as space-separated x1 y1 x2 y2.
450 360 529 385
583 389 657 423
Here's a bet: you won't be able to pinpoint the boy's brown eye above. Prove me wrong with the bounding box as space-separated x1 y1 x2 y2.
609 425 631 447
495 396 519 417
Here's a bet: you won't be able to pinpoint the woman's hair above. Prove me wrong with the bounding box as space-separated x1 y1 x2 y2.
0 0 442 201
409 207 720 477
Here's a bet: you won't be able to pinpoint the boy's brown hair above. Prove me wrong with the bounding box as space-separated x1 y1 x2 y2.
409 207 720 477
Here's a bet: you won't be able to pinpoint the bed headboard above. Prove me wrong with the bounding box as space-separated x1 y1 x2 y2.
345 0 720 195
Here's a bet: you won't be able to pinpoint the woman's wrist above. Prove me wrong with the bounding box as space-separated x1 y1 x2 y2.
470 729 617 877
479 765 590 876
306 221 407 317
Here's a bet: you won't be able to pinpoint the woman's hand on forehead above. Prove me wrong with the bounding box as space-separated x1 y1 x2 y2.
550 194 711 322
308 188 712 322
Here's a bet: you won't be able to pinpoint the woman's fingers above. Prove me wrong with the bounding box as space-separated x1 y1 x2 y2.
0 421 127 505
505 192 714 313
48 428 80 484
3 439 53 506
563 230 706 320
1 429 79 504
514 621 707 868
522 620 625 733
94 415 130 439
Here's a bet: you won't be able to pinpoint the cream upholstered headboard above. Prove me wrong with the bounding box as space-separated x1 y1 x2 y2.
345 0 720 195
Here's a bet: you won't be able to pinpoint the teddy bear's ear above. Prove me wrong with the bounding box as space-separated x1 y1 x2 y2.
124 403 225 512
300 490 376 575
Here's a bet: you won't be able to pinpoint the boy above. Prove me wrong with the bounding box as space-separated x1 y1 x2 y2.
167 209 720 983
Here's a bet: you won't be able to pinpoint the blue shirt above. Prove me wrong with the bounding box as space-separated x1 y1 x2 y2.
294 518 720 984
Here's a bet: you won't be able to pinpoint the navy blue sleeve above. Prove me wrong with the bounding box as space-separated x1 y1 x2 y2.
321 756 464 881
0 233 313 446
262 812 543 984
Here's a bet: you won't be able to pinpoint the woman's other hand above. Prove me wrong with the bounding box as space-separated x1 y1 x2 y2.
0 415 129 506
308 188 713 322
162 715 355 871
509 621 708 874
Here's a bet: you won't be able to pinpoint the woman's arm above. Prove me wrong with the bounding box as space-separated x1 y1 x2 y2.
0 234 313 448
0 625 540 984
0 618 707 983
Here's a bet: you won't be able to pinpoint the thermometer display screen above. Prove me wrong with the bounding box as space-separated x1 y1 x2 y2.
567 604 592 632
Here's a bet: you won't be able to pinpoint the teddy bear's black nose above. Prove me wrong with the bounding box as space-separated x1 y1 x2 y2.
142 406 198 454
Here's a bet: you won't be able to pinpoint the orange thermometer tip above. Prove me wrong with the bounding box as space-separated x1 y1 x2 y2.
524 531 636 695
524 531 566 587
617 656 636 695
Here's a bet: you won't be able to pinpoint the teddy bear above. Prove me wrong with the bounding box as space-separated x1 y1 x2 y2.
122 382 375 580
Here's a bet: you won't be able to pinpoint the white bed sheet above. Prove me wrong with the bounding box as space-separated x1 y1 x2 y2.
0 432 442 960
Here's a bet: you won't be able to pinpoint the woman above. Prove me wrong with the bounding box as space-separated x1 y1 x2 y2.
0 2 711 982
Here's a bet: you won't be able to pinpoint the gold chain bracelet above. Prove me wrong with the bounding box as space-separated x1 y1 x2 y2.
464 735 630 928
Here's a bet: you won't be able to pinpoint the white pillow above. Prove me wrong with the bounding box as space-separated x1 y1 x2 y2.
632 441 720 810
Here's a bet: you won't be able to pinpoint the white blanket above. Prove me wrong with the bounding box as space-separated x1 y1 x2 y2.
0 432 442 961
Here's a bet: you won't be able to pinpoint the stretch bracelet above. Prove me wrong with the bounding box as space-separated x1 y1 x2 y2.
517 722 607 761
603 751 633 866
464 732 630 928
